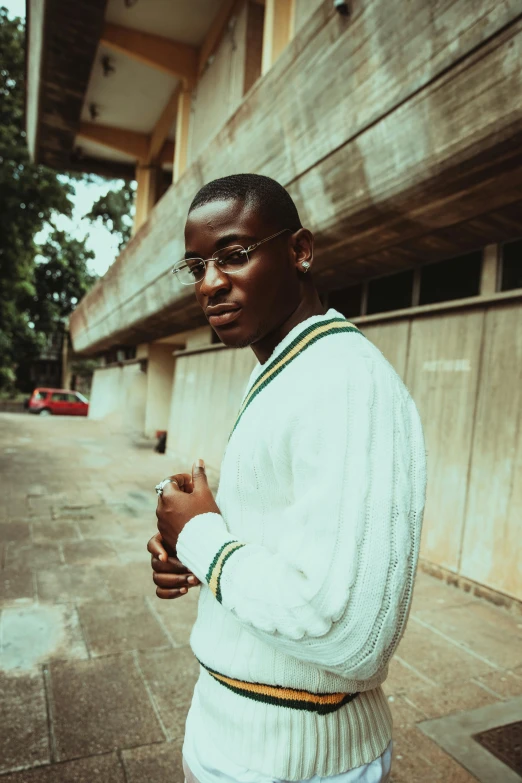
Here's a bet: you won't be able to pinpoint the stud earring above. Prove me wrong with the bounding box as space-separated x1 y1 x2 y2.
301 262 311 271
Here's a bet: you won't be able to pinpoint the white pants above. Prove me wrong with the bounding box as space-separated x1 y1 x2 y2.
183 745 392 783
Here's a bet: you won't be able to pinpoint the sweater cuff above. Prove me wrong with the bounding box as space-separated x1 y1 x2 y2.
176 512 243 598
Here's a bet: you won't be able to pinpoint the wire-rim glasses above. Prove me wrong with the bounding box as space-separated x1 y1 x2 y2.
172 228 291 285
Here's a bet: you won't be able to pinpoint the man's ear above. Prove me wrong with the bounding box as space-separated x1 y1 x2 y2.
293 228 314 272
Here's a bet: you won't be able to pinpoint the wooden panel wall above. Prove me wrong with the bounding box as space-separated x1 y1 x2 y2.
167 348 257 470
359 321 410 378
460 303 522 600
405 311 484 572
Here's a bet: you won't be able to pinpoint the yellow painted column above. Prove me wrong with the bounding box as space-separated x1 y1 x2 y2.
173 89 192 183
261 0 295 75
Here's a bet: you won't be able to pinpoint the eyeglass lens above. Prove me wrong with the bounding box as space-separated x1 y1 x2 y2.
174 245 248 285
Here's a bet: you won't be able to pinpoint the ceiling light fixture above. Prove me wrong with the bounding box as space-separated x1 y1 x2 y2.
101 55 115 77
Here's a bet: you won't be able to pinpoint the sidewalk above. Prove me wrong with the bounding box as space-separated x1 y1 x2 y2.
1 413 521 782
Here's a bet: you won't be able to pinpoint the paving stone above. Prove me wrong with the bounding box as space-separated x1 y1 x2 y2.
62 540 118 566
391 727 479 782
97 561 156 600
31 520 81 543
0 603 88 674
384 655 436 695
36 565 111 603
413 603 522 669
117 540 154 564
148 588 199 646
0 521 31 542
137 647 199 740
0 568 34 601
0 753 125 782
77 596 170 656
396 619 497 685
0 672 50 774
122 739 184 783
404 679 500 720
48 654 165 760
473 668 522 699
76 516 127 541
5 542 62 571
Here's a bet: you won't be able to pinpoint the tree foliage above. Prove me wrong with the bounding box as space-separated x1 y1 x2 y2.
0 8 97 392
85 181 134 249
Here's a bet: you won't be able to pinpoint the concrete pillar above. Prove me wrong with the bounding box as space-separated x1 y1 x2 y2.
261 0 295 75
144 344 176 438
173 89 192 183
133 165 162 235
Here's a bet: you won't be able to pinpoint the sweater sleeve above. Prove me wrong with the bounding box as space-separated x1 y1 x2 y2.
176 354 426 680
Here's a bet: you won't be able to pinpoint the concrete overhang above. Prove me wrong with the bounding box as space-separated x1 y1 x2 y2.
25 0 223 179
68 3 522 355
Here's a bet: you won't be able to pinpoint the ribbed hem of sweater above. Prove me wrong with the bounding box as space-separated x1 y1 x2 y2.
193 667 393 780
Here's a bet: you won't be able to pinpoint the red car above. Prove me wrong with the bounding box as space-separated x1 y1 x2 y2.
27 388 89 417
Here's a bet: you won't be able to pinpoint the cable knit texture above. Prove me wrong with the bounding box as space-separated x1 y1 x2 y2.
177 308 427 780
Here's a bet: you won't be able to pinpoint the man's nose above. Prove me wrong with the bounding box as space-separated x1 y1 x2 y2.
198 259 231 296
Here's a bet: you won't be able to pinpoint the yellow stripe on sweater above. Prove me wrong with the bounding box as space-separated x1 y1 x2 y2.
207 669 351 706
237 321 357 421
208 541 244 598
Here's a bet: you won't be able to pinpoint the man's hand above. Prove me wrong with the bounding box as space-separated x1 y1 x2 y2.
155 459 220 555
148 531 200 599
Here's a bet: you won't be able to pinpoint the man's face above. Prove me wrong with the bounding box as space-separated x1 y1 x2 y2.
184 198 303 348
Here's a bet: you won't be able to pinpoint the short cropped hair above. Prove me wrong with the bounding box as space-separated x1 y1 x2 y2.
188 173 302 232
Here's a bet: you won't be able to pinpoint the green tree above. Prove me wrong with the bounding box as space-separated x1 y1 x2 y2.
31 230 97 334
0 7 96 392
85 181 135 249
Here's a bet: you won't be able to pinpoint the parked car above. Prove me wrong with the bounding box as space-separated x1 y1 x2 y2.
27 388 89 417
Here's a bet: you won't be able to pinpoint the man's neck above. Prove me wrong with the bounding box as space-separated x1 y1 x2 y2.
251 293 327 365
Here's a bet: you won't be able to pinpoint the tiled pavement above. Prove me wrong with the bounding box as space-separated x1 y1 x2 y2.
1 412 521 782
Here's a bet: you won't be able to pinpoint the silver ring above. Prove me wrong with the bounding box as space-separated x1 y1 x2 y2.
155 478 178 496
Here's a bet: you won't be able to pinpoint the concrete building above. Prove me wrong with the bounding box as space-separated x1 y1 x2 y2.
26 0 522 602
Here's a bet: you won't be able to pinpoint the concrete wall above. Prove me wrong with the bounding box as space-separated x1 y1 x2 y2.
166 346 257 470
363 298 522 602
164 297 522 602
144 344 176 437
188 1 264 165
89 362 147 434
69 0 522 354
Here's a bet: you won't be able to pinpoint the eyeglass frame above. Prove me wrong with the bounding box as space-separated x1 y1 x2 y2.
172 228 292 285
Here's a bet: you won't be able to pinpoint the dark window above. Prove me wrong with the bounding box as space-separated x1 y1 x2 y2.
51 393 67 401
501 240 522 291
367 270 414 315
419 251 481 305
328 284 362 319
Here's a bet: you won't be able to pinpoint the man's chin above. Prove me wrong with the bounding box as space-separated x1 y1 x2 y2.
215 327 258 349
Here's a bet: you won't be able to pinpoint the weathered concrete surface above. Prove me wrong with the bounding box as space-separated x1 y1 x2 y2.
1 412 521 781
69 1 522 354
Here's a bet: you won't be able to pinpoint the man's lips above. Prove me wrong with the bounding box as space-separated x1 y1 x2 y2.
206 304 242 327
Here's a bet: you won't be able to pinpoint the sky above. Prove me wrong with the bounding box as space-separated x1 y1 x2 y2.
3 0 127 277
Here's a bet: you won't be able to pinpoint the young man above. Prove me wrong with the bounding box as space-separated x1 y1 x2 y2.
148 174 427 783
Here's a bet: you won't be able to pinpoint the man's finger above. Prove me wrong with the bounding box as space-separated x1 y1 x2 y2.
153 572 193 589
192 458 208 488
156 587 189 600
151 555 191 574
147 532 168 562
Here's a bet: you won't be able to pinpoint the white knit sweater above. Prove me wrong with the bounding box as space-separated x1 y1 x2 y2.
177 309 427 779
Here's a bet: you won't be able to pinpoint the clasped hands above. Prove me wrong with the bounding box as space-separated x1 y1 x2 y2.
147 459 219 599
